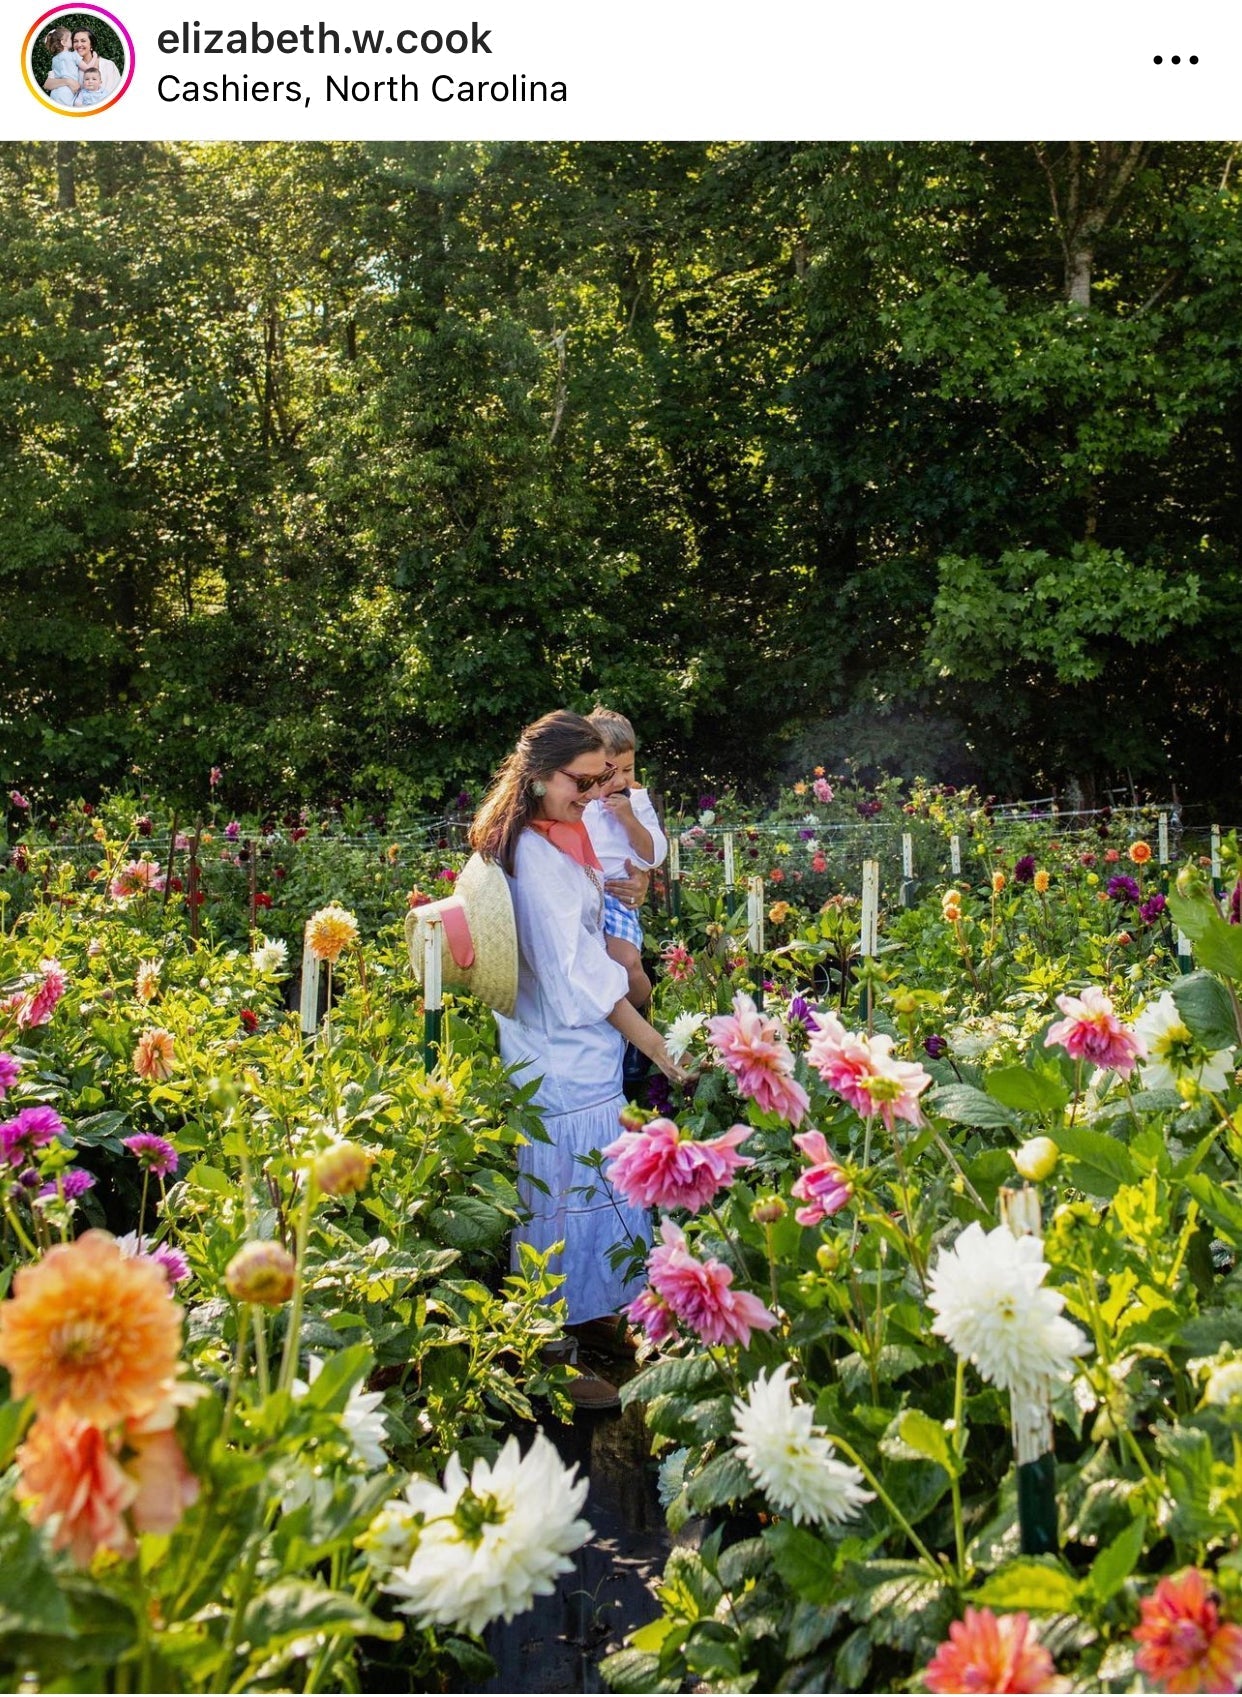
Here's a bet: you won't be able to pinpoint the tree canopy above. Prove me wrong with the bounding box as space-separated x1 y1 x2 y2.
2 140 1239 811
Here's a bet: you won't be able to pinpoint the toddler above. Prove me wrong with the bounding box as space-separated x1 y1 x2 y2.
583 707 667 1010
74 64 108 106
43 26 80 107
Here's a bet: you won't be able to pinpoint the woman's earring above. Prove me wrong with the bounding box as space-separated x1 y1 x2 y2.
530 780 546 798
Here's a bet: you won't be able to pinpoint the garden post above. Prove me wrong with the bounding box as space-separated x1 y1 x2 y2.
900 832 916 908
422 913 444 1070
746 876 765 1008
723 831 737 920
161 812 179 920
246 840 257 944
859 859 879 1020
1176 929 1193 974
999 1184 1059 1555
1211 825 1222 899
299 930 322 1036
668 835 681 920
950 834 961 877
187 828 201 945
1158 812 1169 866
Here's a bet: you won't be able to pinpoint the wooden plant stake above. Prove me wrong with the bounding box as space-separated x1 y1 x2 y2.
1211 824 1222 899
161 812 179 920
187 826 202 946
1176 928 1194 974
999 1183 1059 1555
668 835 681 920
747 876 765 1009
900 831 916 908
858 859 880 1021
950 833 962 877
246 839 258 945
299 927 323 1037
1158 812 1170 866
422 913 444 1071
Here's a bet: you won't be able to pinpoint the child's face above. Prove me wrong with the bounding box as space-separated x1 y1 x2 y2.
82 68 101 86
602 750 636 794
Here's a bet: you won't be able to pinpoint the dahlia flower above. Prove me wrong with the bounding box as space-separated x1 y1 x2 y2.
225 1240 297 1306
306 904 359 964
0 1051 23 1097
625 1286 679 1346
806 1013 930 1131
134 960 161 1003
294 1356 389 1470
1 1104 65 1166
923 1607 1065 1694
133 1027 175 1083
109 859 166 901
1045 986 1145 1076
927 1222 1089 1399
643 1219 777 1349
1133 1568 1242 1694
706 992 809 1127
1133 992 1236 1096
732 1365 872 1527
384 1433 592 1637
790 1129 852 1225
122 1133 179 1179
663 1010 706 1061
251 936 290 975
602 1118 752 1214
0 1230 183 1426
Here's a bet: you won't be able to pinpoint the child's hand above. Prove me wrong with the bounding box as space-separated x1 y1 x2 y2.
602 789 635 823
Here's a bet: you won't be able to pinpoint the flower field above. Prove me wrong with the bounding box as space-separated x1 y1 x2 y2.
2 780 1242 1694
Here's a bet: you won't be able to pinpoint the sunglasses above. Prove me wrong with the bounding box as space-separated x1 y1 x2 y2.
556 766 616 795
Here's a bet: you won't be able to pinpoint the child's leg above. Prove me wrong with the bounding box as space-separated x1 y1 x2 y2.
605 935 651 1010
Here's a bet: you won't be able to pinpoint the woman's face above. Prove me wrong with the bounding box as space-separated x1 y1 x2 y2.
534 750 613 826
72 31 96 60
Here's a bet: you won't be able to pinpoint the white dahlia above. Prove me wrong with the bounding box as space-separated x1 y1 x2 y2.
927 1222 1089 1398
732 1364 873 1527
664 1011 707 1062
293 1355 390 1471
1133 992 1236 1095
384 1433 592 1637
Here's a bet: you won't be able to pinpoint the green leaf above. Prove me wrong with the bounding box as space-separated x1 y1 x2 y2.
598 1647 680 1693
621 1353 722 1408
765 1522 841 1605
240 1580 400 1663
1089 1515 1147 1603
894 1409 959 1476
1184 1174 1242 1248
1168 893 1242 980
984 1065 1068 1116
1052 1125 1140 1198
927 1083 1020 1130
974 1558 1080 1613
686 1451 753 1514
427 1195 508 1252
1170 971 1240 1051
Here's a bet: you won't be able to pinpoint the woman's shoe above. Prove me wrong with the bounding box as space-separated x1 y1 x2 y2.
571 1316 640 1358
565 1363 621 1411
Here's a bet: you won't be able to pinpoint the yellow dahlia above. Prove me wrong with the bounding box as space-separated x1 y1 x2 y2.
306 903 359 964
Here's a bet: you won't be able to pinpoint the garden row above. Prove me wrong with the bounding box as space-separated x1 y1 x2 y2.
1 778 1241 1692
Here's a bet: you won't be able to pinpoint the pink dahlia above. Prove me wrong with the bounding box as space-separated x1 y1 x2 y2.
706 992 809 1128
807 1014 930 1131
661 943 695 984
0 1052 22 1097
923 1607 1064 1694
790 1129 852 1225
6 960 68 1030
109 860 166 901
603 1118 752 1214
1133 1569 1242 1694
645 1220 777 1349
1045 986 1145 1076
813 777 834 804
1 1105 65 1167
625 1286 679 1346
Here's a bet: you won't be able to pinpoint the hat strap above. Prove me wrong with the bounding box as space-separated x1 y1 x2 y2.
440 899 475 969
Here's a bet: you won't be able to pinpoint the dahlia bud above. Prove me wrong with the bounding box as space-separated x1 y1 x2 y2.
225 1240 296 1305
313 1141 374 1198
1012 1136 1059 1183
751 1195 787 1226
816 1241 842 1274
617 1101 647 1133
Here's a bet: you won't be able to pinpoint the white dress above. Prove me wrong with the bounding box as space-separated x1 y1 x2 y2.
495 828 650 1323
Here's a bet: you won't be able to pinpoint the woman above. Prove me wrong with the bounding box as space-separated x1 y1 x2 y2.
70 28 121 93
470 711 689 1406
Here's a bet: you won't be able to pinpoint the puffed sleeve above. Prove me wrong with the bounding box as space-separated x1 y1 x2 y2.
512 833 628 1027
631 789 668 868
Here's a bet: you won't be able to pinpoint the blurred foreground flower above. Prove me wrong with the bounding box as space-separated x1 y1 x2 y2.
732 1364 872 1527
225 1240 297 1305
923 1606 1064 1694
1132 1569 1242 1694
383 1432 591 1637
0 1230 183 1426
1133 992 1236 1095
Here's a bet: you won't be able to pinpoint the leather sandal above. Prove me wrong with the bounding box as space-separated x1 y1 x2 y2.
571 1316 640 1358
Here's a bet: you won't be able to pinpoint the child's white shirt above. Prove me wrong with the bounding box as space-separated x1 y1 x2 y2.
74 84 108 105
583 787 668 879
50 48 81 83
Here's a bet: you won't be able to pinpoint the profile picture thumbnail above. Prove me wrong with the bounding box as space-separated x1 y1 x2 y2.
24 5 134 115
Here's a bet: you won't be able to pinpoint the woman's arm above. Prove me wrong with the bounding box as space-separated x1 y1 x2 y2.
607 996 695 1085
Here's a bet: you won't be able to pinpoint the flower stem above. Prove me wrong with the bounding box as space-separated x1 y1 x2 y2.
828 1431 943 1578
950 1355 968 1584
277 1171 317 1395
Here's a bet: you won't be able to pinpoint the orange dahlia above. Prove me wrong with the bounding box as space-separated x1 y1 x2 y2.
1129 840 1154 866
17 1414 137 1566
0 1230 182 1426
1133 1568 1242 1694
133 1027 175 1082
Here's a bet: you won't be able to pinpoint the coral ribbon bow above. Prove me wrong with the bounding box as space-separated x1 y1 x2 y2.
529 818 603 871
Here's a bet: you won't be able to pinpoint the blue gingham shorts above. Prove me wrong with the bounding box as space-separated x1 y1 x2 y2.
602 891 644 948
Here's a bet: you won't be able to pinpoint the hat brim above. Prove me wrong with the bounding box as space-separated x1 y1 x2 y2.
405 853 519 1018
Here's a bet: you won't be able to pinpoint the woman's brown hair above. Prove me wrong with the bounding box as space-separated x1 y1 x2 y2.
470 710 604 875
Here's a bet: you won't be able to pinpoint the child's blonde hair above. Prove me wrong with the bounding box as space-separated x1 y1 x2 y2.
587 706 636 755
45 25 72 52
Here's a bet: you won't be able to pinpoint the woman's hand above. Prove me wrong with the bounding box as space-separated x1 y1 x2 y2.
605 859 650 912
653 1042 698 1088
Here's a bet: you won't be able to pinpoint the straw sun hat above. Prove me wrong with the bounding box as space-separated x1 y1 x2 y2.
404 852 519 1017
